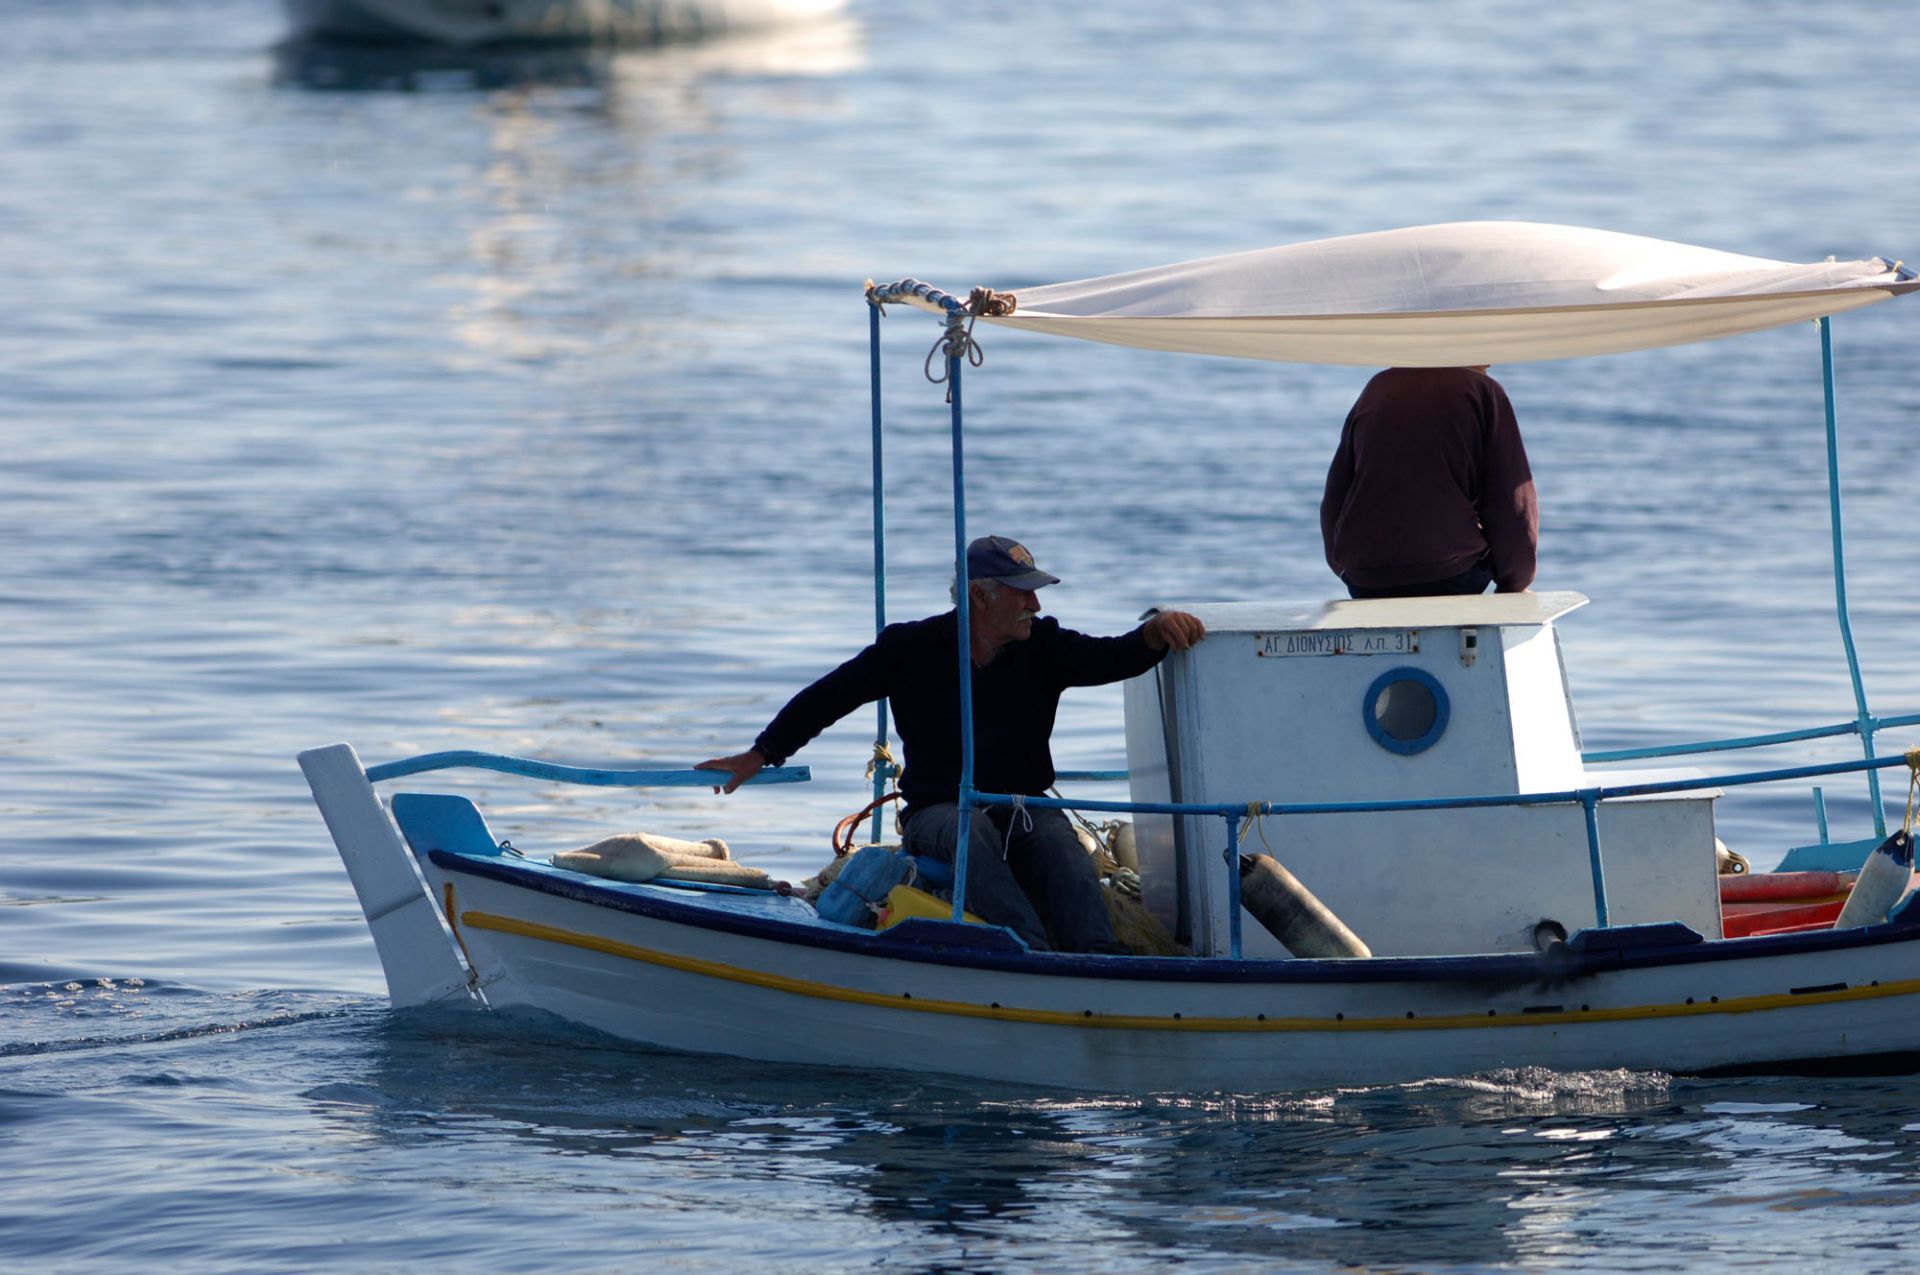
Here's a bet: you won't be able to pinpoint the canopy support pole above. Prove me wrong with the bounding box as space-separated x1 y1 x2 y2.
947 314 977 925
865 281 985 925
1819 316 1886 835
866 300 893 841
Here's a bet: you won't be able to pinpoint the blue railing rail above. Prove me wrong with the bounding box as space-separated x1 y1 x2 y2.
1007 714 1920 779
364 751 811 788
965 749 1917 957
976 751 1915 821
1582 710 1920 763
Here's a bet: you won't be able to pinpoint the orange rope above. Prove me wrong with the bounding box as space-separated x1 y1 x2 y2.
832 792 900 857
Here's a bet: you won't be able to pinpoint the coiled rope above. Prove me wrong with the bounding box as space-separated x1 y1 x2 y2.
923 287 1018 400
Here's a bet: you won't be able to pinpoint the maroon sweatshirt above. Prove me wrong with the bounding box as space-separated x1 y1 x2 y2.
1319 367 1538 592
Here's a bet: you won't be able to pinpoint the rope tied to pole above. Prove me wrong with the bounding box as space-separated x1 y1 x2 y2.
864 741 898 782
923 316 984 399
1237 801 1278 858
966 287 1017 317
921 288 1011 400
1003 794 1032 860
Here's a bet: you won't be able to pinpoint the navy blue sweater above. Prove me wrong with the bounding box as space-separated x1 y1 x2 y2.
753 611 1165 816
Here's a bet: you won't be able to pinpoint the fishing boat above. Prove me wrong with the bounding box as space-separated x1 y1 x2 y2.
281 0 846 47
304 221 1920 1091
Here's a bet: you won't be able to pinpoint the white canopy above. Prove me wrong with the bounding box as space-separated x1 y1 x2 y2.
978 222 1915 366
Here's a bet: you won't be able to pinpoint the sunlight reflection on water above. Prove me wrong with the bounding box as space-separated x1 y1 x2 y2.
6 0 1920 1269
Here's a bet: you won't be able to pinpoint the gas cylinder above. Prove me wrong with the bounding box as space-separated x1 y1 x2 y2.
1239 854 1371 958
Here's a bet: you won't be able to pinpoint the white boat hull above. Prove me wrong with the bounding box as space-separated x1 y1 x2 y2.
440 861 1920 1090
301 744 1920 1091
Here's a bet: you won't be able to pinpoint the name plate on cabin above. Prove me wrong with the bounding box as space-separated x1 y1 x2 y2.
1255 630 1420 657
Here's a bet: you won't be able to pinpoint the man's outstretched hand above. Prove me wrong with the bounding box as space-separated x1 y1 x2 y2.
696 749 766 794
1143 610 1207 653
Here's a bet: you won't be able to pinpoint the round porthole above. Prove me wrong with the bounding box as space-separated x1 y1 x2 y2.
1363 667 1449 755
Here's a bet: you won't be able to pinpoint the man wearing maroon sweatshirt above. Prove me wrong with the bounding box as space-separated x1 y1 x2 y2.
1319 366 1539 598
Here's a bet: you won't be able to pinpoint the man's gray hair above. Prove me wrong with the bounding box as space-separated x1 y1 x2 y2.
951 575 1002 604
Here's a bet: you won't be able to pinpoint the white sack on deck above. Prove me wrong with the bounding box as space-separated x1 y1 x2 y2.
981 222 1914 366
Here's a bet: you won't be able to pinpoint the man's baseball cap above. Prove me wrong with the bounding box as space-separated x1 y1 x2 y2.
967 535 1061 591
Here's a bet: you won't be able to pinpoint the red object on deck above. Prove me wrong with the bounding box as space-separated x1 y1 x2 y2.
1717 870 1855 938
1719 870 1855 903
1721 897 1849 939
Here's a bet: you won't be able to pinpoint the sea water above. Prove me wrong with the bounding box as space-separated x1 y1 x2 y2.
5 1 1920 1269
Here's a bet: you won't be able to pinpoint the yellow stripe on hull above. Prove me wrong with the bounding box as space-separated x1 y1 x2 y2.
463 910 1920 1034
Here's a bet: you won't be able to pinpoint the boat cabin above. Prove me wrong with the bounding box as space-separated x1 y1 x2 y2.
1122 591 1723 957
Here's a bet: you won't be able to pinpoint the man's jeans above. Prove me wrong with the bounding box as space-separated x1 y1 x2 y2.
901 803 1126 954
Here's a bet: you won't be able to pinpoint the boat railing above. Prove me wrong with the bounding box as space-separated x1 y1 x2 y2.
1581 710 1920 762
1044 706 1920 784
363 750 811 788
973 749 1918 958
357 747 1911 960
1025 708 1920 781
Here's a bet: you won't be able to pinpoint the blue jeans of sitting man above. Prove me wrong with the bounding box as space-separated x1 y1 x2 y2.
901 803 1127 954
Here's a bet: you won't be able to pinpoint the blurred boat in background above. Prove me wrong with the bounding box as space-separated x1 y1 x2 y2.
282 0 847 47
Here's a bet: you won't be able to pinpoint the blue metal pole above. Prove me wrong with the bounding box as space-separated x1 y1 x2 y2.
1819 316 1886 835
966 748 1920 820
366 751 811 787
867 299 892 840
1580 790 1610 928
1581 714 1917 763
1224 814 1243 959
948 322 976 924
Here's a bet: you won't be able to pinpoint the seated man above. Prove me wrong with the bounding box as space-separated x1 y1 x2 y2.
1320 365 1538 598
700 535 1205 953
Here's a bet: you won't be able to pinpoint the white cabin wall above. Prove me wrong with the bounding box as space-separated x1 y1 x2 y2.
1243 798 1720 956
1119 596 1722 958
1502 625 1585 792
1170 628 1521 805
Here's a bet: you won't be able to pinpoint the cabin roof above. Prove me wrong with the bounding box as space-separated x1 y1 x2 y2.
1145 590 1589 632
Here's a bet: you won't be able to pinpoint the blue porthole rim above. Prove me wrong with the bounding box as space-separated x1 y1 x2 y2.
1363 665 1450 755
